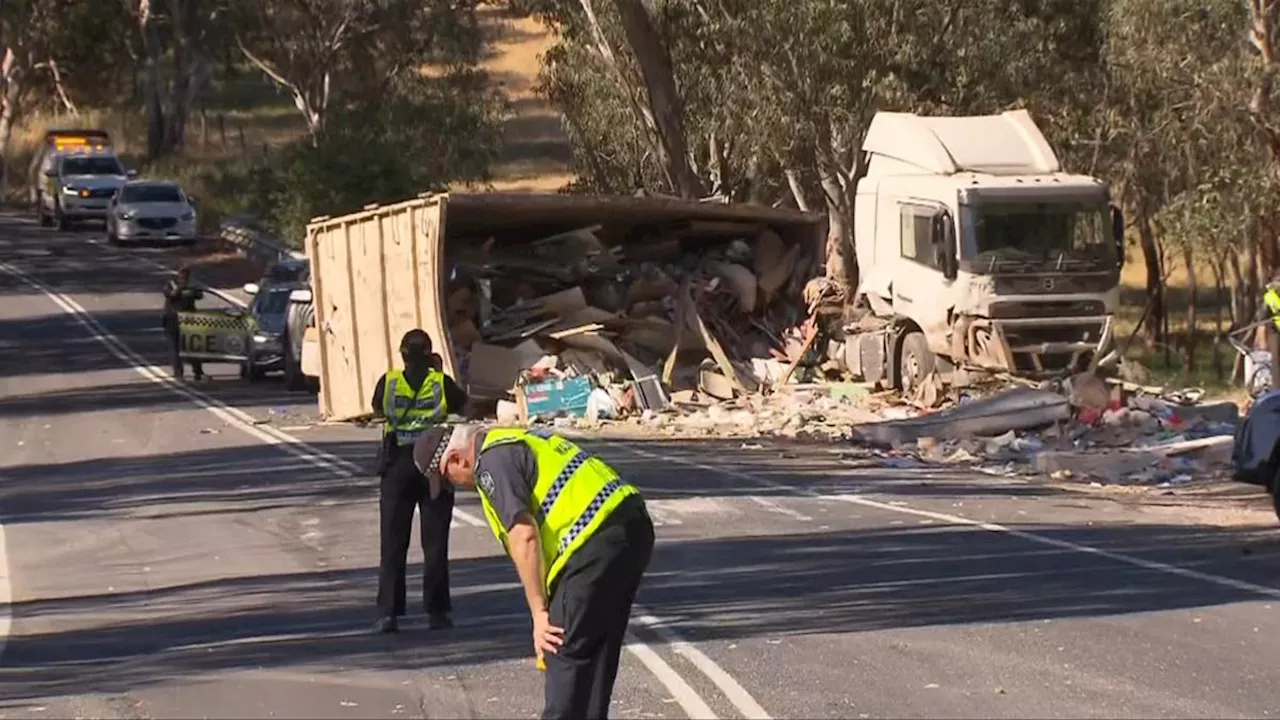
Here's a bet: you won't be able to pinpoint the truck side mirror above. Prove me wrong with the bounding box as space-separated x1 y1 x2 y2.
932 212 958 281
1111 205 1125 268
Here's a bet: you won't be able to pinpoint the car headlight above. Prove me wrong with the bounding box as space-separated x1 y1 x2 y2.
180 210 195 222
120 210 138 220
253 333 281 345
62 185 79 195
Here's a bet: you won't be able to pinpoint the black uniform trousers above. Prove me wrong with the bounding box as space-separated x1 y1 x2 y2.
163 313 203 379
377 448 454 618
543 495 654 720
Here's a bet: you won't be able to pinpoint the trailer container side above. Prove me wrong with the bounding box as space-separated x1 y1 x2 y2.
305 191 823 422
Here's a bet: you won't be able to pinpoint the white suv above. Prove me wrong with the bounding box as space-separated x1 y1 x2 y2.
36 151 134 230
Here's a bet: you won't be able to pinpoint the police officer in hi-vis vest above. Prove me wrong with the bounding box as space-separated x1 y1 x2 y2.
1261 277 1280 390
370 329 469 633
426 424 654 720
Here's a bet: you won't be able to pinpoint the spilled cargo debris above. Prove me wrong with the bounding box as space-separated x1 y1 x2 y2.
445 221 823 423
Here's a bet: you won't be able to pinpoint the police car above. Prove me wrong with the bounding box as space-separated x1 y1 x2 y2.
32 130 135 230
176 286 259 378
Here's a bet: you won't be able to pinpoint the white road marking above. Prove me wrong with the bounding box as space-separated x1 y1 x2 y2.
746 495 813 522
635 613 773 720
0 260 486 528
0 521 10 664
624 634 717 719
0 257 736 719
620 445 1280 602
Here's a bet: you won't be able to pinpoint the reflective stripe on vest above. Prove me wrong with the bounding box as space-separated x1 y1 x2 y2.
1266 289 1280 331
383 369 448 444
476 428 639 591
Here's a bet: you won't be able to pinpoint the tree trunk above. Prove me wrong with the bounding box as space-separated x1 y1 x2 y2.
1183 245 1198 374
1227 242 1246 328
610 0 704 199
1136 205 1164 350
816 131 856 297
0 47 26 201
1212 254 1226 382
139 0 167 160
163 0 191 154
44 59 78 116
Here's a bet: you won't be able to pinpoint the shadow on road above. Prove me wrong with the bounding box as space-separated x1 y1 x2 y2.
0 560 530 703
2 517 1280 704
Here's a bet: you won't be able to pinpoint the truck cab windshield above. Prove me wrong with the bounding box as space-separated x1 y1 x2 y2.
964 202 1113 271
61 156 124 176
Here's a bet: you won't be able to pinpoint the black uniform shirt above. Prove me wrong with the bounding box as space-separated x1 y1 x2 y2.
163 280 202 314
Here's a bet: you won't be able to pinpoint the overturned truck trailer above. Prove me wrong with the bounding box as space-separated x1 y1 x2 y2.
301 192 825 422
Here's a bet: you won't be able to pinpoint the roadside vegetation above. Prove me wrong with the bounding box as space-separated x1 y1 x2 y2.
4 0 1280 397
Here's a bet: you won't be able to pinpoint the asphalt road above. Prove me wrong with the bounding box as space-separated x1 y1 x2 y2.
2 210 1280 719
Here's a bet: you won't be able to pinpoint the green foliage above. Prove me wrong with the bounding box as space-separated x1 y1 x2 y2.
148 70 508 245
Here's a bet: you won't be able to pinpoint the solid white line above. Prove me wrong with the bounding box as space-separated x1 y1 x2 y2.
635 613 772 720
747 495 813 522
0 522 10 664
624 633 718 720
619 445 1280 602
0 260 486 528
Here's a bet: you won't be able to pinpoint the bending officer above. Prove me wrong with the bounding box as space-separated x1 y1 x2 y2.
433 424 654 720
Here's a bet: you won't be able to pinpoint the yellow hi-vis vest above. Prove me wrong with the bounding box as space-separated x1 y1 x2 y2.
382 369 448 444
1266 288 1280 331
476 428 639 592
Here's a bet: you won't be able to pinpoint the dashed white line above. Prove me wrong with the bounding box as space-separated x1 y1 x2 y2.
0 260 486 528
618 445 1280 602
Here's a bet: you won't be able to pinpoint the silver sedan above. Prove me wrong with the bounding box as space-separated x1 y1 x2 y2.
106 180 198 246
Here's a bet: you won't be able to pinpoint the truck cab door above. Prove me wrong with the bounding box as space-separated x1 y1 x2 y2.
893 203 956 341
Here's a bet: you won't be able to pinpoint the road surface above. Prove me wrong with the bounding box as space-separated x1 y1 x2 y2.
1 211 1279 719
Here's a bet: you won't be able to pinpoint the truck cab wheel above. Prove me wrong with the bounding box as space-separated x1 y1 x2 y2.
898 331 936 392
283 337 307 391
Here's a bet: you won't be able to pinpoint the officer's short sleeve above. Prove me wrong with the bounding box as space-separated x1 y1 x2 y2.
475 443 537 531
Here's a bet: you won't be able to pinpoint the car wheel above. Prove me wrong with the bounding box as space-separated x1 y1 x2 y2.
897 331 936 392
55 202 70 231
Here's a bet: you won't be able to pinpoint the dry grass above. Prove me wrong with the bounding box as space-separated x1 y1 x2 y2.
476 6 574 192
7 6 573 201
1114 243 1250 398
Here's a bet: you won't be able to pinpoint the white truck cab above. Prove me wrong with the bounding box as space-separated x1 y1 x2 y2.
32 130 135 231
844 110 1124 389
